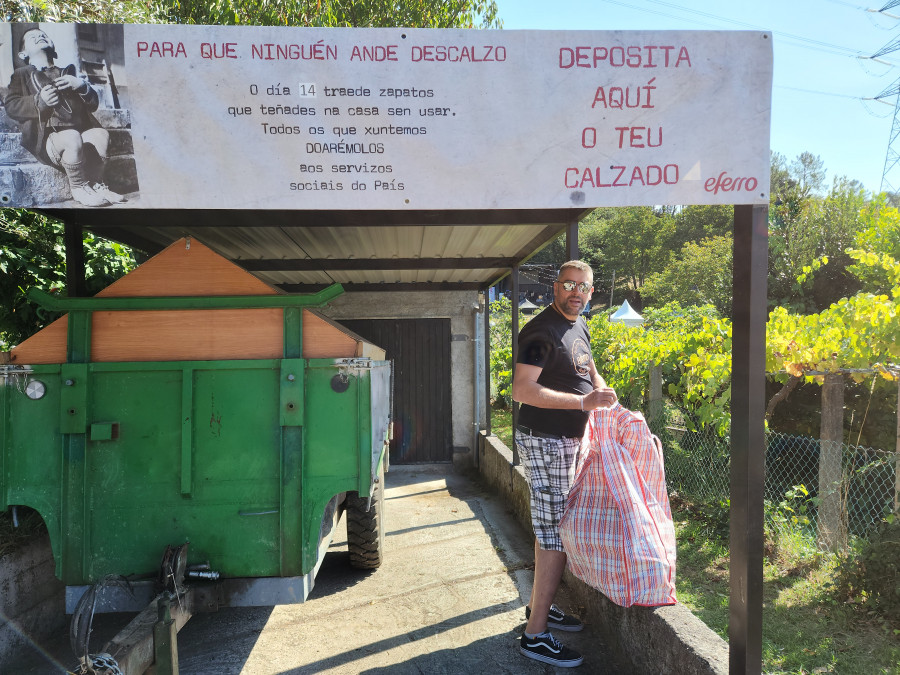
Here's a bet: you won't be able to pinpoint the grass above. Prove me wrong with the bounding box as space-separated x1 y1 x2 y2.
674 502 900 675
490 405 513 449
488 407 900 675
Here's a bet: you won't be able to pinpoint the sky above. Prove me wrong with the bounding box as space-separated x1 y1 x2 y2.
497 0 900 195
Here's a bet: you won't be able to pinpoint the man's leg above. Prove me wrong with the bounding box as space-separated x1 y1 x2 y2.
47 129 106 207
525 540 567 635
516 432 584 667
81 127 124 203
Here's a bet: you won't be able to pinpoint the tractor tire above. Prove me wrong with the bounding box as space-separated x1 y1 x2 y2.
346 474 385 570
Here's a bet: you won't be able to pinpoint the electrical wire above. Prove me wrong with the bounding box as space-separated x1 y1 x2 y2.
600 0 900 65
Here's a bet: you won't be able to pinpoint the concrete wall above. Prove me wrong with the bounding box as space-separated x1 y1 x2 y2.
0 533 66 668
476 432 729 675
322 290 487 469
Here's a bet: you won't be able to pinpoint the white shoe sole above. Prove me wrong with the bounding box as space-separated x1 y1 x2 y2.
520 645 584 667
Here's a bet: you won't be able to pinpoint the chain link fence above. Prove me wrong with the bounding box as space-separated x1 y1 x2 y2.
619 392 899 547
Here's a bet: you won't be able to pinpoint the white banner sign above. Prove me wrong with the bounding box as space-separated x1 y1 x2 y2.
0 24 772 210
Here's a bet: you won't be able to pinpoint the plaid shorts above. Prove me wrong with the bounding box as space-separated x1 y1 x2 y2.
515 430 581 552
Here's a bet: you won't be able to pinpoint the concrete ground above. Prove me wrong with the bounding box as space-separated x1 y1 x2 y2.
176 464 616 674
7 464 617 674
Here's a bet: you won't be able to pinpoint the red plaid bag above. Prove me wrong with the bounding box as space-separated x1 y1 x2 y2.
559 404 677 607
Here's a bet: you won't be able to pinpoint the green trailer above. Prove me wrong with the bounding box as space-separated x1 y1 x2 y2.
0 238 392 612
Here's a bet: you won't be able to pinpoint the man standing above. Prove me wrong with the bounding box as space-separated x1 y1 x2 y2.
511 260 617 668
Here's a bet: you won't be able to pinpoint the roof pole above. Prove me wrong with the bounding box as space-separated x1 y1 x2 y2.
729 204 767 675
511 265 521 465
64 223 87 298
565 220 579 260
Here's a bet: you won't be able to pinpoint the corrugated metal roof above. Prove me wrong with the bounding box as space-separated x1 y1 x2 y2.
42 208 590 291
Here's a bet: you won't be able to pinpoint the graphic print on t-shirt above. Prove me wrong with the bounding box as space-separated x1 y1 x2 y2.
572 338 591 376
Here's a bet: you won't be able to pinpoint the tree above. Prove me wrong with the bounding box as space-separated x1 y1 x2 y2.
768 153 870 311
790 151 827 197
641 235 733 317
0 211 136 348
588 206 673 303
664 204 733 253
163 0 501 27
850 196 900 292
2 0 167 22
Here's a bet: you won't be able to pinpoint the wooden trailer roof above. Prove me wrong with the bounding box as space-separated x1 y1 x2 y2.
41 208 592 292
10 237 386 364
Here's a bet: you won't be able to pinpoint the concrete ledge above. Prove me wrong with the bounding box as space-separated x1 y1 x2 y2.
0 533 65 668
476 431 728 675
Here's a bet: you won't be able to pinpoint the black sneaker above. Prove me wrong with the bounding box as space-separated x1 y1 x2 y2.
525 603 584 632
520 631 584 667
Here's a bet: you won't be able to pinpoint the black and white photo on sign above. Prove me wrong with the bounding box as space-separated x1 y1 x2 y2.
0 22 138 208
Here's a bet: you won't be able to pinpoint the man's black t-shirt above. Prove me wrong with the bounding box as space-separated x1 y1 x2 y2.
516 304 594 438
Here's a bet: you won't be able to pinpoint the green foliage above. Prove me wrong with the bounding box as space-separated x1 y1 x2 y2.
488 295 531 409
836 516 900 625
3 0 168 22
769 156 869 312
641 235 733 317
790 151 827 197
848 199 900 296
766 290 900 385
5 0 502 26
589 302 732 435
768 484 816 531
162 0 501 27
586 206 672 292
0 210 136 349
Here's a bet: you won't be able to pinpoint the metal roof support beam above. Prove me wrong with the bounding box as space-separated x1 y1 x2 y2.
484 289 492 437
241 257 518 272
565 220 579 261
64 223 86 298
511 266 521 466
278 282 482 293
729 203 767 675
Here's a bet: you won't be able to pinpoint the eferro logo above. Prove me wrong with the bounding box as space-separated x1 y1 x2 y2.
704 171 759 194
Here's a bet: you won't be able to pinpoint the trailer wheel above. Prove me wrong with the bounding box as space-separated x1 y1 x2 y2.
346 474 385 570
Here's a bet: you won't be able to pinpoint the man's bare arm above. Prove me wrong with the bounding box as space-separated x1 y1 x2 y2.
512 363 616 411
588 358 606 390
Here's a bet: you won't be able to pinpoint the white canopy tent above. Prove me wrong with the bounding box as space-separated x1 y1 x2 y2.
518 298 540 313
609 300 644 327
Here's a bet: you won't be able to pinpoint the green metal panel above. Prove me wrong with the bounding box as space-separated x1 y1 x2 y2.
280 424 303 576
79 362 284 582
2 365 64 573
66 310 91 363
283 307 302 359
180 368 193 496
89 423 114 442
301 360 364 572
280 359 304 427
59 363 88 434
279 356 305 576
356 369 374 496
62 432 87 582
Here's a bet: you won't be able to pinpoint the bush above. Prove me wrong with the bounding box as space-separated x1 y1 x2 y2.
489 296 514 409
836 515 900 624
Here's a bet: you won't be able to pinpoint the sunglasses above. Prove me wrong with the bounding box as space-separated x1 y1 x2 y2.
557 280 591 293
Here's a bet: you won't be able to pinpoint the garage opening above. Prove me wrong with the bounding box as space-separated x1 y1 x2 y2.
342 318 452 464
